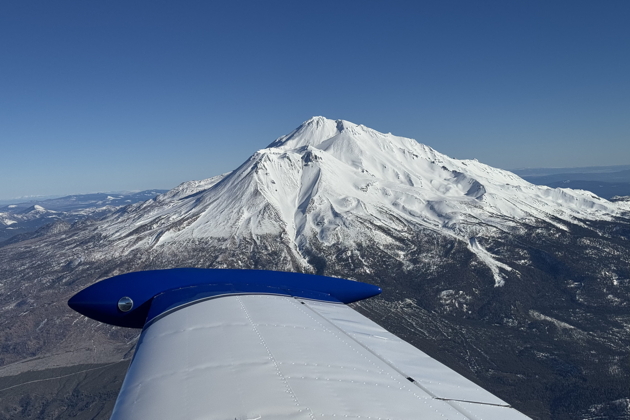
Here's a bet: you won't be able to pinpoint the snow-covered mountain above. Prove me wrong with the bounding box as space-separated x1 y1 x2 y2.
1 117 629 420
95 116 628 286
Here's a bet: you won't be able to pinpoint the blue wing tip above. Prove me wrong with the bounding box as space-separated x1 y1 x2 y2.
68 269 382 328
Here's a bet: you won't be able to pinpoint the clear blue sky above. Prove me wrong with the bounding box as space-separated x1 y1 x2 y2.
1 0 629 199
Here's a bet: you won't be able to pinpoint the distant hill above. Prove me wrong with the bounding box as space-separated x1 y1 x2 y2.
511 165 630 199
0 190 167 242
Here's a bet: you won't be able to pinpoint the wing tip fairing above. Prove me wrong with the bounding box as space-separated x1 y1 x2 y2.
68 268 381 328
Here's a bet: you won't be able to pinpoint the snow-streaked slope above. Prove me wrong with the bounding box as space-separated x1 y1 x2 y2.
96 117 629 286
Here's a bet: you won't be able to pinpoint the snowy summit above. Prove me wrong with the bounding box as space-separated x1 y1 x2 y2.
99 117 628 287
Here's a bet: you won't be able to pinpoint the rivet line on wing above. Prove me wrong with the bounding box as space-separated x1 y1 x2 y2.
237 296 316 420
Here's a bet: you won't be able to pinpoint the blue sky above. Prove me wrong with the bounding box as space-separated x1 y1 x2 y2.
1 1 629 199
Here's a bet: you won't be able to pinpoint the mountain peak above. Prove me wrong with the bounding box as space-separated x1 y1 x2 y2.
99 117 629 287
22 204 47 214
267 116 366 151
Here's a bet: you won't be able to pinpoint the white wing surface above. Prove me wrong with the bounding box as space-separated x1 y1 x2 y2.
111 295 530 420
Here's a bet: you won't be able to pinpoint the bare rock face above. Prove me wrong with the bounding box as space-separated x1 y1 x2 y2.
1 117 629 420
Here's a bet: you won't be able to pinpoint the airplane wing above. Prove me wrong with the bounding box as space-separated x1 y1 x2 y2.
68 269 530 420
